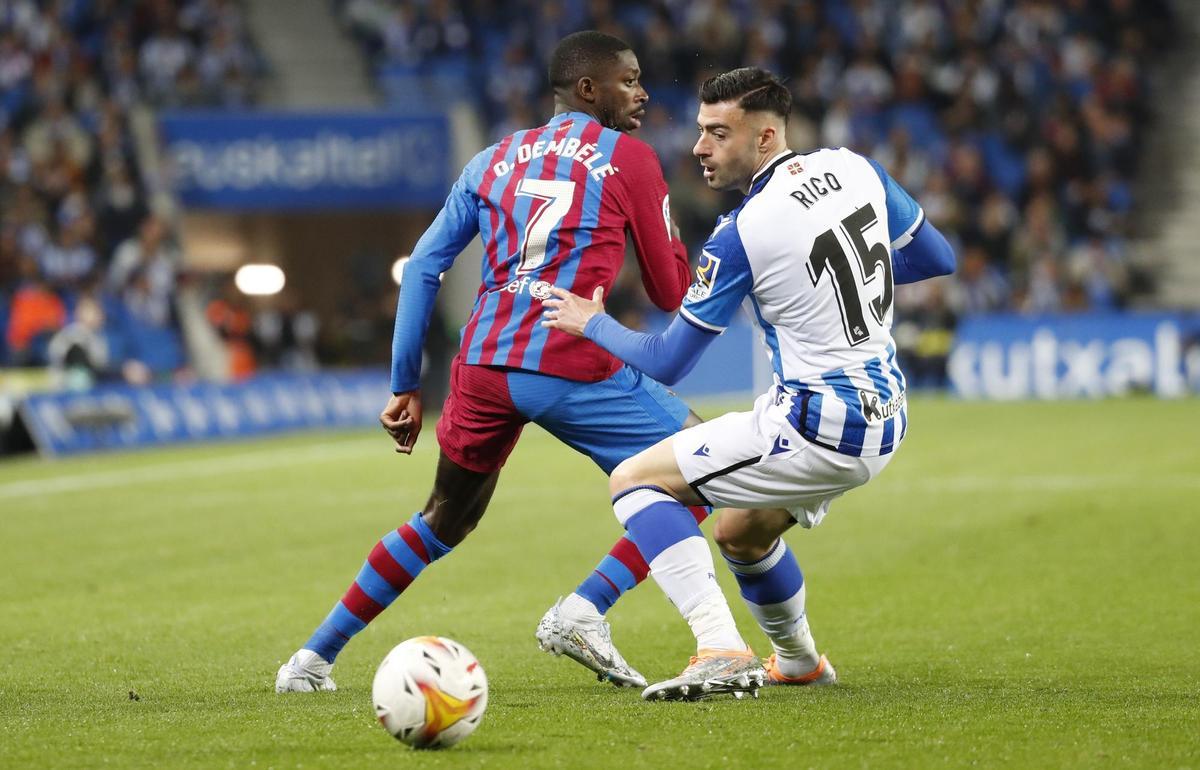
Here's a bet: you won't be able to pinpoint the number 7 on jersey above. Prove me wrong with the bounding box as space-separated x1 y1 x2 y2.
515 179 576 273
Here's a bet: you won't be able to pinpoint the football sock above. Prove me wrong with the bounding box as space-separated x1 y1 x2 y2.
571 535 647 617
724 538 821 675
614 487 744 652
571 506 710 617
303 512 451 663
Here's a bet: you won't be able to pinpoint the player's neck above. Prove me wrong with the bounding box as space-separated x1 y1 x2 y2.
743 142 791 194
553 98 598 123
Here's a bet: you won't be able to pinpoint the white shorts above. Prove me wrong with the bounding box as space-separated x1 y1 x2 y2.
673 388 894 528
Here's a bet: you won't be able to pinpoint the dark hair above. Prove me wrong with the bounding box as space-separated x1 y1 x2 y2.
699 67 791 119
548 31 631 90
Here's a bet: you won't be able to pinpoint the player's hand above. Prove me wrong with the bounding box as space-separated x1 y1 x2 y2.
380 390 423 454
541 285 604 337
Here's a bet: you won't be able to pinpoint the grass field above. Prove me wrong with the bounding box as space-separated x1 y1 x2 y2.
1 397 1198 769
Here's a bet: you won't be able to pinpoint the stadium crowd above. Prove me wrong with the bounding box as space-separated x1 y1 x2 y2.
0 0 263 383
1 0 1179 390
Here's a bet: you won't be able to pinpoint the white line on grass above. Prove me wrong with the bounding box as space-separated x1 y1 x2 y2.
0 438 385 501
887 474 1200 493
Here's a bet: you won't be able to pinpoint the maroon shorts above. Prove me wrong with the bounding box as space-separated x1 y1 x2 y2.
435 357 527 473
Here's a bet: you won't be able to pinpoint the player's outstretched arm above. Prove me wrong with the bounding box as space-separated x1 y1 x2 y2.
380 390 423 454
893 222 956 284
542 286 714 385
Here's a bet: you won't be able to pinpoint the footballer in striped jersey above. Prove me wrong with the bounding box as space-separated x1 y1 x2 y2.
277 31 710 694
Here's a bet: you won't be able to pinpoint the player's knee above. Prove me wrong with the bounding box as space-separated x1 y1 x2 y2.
713 514 767 562
712 516 741 554
608 459 645 497
421 507 464 547
420 497 479 547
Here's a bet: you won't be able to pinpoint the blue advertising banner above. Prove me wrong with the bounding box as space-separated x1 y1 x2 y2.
948 313 1200 399
18 370 389 457
158 112 449 209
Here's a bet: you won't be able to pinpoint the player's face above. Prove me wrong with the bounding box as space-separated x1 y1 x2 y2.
592 50 648 132
693 101 760 193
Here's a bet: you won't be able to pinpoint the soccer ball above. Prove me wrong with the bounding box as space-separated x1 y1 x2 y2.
372 636 488 749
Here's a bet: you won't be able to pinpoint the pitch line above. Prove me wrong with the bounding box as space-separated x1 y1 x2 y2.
0 438 383 501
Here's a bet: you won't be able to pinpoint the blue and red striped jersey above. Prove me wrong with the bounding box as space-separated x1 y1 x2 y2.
390 111 690 393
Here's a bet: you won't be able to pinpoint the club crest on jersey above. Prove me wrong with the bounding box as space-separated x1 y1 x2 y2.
858 389 906 422
686 250 721 302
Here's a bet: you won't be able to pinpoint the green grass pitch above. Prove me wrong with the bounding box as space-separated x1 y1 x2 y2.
1 397 1197 769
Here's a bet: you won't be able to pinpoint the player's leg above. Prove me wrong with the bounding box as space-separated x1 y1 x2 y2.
676 392 896 689
520 369 710 621
276 361 523 693
608 434 765 700
276 454 500 693
563 408 707 621
713 507 834 685
512 368 708 686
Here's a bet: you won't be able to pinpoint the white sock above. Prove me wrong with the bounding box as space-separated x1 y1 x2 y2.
558 592 603 625
614 487 745 653
724 540 821 675
766 614 821 677
646 536 745 651
683 591 747 652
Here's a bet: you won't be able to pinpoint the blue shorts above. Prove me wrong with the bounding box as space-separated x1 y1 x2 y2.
510 365 690 474
435 358 689 475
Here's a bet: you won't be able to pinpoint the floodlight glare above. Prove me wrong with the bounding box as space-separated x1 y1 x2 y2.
235 264 286 296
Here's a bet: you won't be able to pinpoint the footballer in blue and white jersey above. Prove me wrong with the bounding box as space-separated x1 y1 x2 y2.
542 67 955 697
679 147 920 458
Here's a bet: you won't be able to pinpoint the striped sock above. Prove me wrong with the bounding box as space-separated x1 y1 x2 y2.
303 512 451 663
724 539 820 674
615 487 742 651
571 506 710 616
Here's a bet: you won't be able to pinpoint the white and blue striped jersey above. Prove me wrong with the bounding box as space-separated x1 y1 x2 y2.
679 148 923 457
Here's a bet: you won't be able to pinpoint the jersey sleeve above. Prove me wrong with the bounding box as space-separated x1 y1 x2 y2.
865 156 925 249
608 136 691 311
677 215 753 333
390 164 482 393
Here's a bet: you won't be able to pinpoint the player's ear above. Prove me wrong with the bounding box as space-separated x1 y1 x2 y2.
576 76 597 104
758 123 778 152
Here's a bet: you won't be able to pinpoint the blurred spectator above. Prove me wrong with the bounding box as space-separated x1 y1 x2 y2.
206 279 257 380
108 212 178 312
46 293 109 390
7 256 66 365
38 195 98 292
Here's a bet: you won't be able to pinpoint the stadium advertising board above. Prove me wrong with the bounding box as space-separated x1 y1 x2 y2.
18 370 386 457
158 112 448 209
948 313 1200 399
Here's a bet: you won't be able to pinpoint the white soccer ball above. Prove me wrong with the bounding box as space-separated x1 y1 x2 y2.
372 636 488 749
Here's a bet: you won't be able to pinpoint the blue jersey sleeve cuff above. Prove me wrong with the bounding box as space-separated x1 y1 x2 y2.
678 305 726 333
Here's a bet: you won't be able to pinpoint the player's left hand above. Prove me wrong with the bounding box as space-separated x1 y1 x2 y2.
541 285 604 337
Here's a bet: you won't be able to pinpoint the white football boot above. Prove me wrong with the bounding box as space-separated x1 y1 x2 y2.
641 648 766 701
536 599 647 688
275 649 337 693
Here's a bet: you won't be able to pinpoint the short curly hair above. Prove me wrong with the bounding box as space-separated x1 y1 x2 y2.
548 31 631 91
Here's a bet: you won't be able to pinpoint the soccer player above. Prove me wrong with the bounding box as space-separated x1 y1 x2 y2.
541 67 955 699
276 30 708 693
